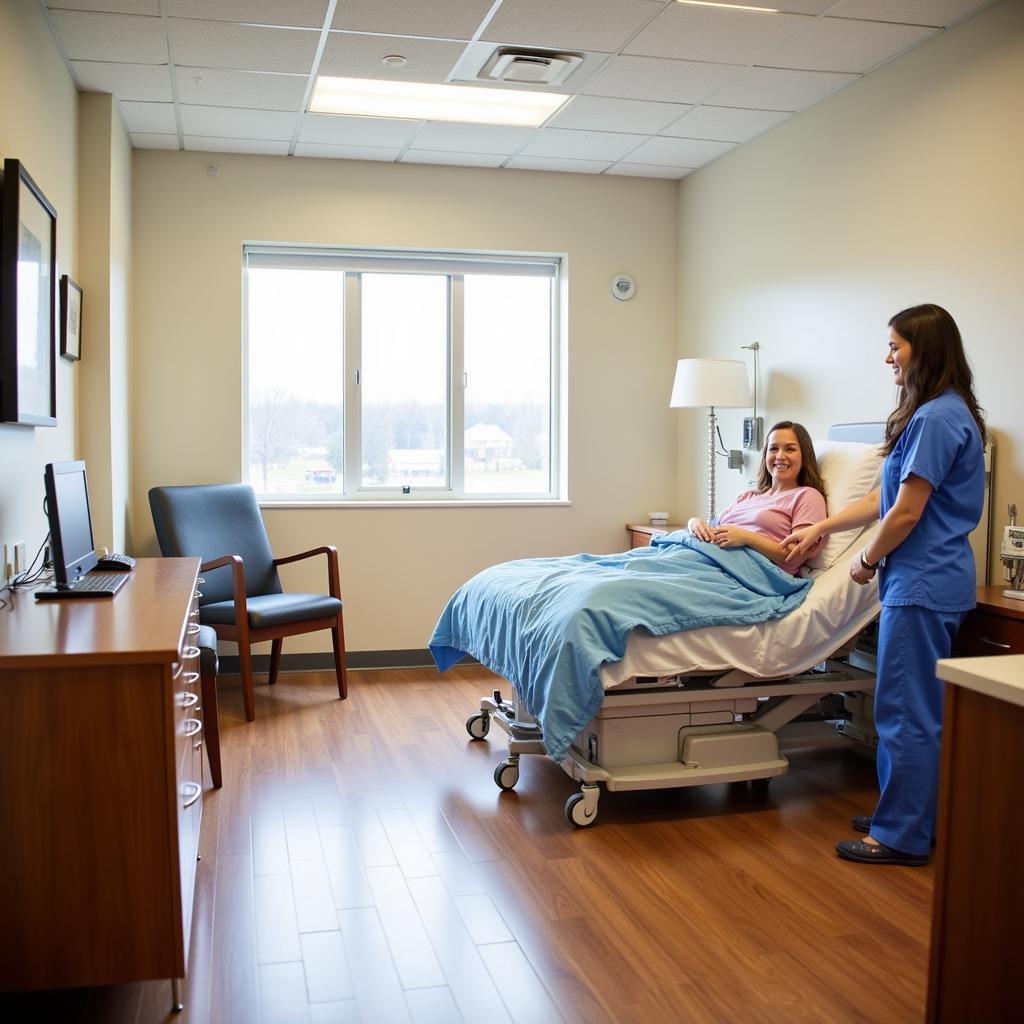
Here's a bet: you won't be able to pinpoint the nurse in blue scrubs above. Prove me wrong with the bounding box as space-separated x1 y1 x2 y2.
782 304 986 866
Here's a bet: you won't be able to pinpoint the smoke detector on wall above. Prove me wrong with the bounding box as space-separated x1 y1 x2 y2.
479 48 584 86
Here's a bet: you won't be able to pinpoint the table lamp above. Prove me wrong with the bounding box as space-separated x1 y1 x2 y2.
670 358 751 521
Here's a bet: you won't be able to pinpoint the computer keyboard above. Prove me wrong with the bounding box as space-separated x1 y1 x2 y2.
35 572 130 600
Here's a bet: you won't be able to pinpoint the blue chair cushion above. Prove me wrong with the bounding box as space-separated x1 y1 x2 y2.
200 593 343 630
197 624 219 678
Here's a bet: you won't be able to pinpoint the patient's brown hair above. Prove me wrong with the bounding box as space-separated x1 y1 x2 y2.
754 421 827 498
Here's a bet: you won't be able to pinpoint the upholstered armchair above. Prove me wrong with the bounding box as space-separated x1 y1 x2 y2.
149 484 347 721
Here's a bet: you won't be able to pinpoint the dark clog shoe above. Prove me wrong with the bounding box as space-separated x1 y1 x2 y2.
835 838 928 866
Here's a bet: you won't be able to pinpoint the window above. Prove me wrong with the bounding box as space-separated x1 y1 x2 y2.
244 247 562 502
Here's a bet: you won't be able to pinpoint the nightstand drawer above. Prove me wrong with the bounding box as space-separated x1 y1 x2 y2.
956 609 1024 656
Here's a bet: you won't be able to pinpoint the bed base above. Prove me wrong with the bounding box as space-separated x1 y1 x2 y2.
465 658 877 827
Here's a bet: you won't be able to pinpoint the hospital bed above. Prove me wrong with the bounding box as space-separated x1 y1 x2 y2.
462 423 888 827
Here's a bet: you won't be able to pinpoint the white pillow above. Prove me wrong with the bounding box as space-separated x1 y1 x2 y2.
806 440 884 570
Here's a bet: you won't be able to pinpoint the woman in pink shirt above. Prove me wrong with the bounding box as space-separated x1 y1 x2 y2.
687 421 827 575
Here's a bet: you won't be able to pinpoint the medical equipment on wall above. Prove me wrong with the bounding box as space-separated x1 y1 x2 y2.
1001 503 1024 600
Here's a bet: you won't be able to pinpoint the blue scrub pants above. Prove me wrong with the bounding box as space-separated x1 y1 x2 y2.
870 604 966 856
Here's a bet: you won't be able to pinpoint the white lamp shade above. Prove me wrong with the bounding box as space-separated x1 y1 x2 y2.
669 358 751 409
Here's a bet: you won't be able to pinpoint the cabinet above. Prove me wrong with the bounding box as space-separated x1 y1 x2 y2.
953 585 1024 656
0 558 204 994
626 523 684 549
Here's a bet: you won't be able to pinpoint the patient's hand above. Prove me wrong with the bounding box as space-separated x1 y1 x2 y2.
687 517 714 542
782 524 823 557
710 525 751 549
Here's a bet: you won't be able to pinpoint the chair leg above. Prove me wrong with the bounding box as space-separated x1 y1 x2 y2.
200 663 223 789
331 613 348 700
238 642 256 722
269 638 283 686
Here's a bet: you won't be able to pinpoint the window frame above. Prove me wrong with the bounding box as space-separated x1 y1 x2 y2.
242 244 566 505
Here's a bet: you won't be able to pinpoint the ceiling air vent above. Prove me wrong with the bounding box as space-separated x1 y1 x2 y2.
479 48 583 86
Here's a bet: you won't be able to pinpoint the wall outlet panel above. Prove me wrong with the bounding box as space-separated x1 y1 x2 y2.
14 541 26 575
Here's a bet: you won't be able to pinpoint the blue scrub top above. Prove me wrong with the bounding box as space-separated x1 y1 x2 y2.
878 390 984 612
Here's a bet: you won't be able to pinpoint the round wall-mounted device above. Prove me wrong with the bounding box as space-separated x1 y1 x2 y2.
610 274 636 301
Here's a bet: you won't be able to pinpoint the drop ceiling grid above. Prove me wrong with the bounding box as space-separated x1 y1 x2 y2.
41 0 998 179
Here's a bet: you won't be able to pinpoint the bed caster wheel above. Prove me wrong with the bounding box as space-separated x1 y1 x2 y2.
564 790 598 828
751 777 771 795
465 713 490 740
494 760 519 791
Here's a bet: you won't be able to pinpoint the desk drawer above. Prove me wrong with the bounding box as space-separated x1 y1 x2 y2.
956 611 1024 656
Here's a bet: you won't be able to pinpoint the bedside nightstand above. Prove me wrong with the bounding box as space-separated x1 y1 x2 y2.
626 523 684 549
954 585 1024 656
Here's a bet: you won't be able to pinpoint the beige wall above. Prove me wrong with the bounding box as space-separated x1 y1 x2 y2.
676 0 1023 583
0 0 78 557
131 154 680 650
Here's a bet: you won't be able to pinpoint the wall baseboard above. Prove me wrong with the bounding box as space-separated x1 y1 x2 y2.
218 649 477 674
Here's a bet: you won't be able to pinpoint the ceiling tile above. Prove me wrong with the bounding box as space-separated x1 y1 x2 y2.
761 17 938 73
50 10 167 63
707 66 858 111
169 19 319 73
625 6 812 65
520 128 644 161
71 60 172 102
408 123 537 155
176 68 306 111
625 136 735 167
402 151 507 168
661 104 791 143
550 95 691 134
319 33 468 82
184 136 290 155
332 0 496 40
767 1 836 11
822 0 992 28
582 55 742 104
179 105 298 140
505 155 612 174
608 162 692 179
482 0 664 53
47 1 158 13
166 0 329 28
299 113 421 147
130 132 180 149
116 99 177 133
293 143 401 161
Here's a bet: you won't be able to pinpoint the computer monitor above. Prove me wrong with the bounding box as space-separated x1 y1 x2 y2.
43 460 98 587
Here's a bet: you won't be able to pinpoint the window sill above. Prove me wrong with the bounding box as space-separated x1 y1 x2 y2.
258 499 572 510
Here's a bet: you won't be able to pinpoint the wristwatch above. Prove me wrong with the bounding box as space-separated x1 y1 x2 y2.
859 548 881 572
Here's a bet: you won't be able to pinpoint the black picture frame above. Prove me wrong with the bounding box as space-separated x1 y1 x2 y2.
60 275 82 362
0 158 58 426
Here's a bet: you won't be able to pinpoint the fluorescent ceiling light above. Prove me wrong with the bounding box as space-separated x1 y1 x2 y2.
310 76 568 127
676 1 779 11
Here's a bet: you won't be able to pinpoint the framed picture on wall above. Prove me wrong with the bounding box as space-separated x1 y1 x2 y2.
60 275 82 362
0 158 58 426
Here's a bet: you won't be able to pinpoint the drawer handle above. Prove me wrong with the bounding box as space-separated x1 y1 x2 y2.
182 670 200 685
182 645 201 659
179 691 200 708
186 623 201 636
182 717 203 738
181 781 202 808
171 662 184 680
196 577 204 585
979 636 1012 650
194 590 203 599
189 608 199 619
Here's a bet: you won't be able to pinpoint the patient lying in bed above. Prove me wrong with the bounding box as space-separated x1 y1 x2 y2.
686 421 827 574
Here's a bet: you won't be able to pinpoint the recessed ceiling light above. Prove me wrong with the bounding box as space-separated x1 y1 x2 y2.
676 1 779 11
310 76 568 127
381 55 407 68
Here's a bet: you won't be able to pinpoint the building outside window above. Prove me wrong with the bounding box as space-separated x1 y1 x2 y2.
244 246 563 502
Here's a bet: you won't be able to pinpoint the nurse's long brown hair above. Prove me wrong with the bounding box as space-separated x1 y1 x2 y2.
884 304 986 453
755 421 827 498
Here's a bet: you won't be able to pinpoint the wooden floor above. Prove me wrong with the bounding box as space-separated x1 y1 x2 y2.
2 667 935 1023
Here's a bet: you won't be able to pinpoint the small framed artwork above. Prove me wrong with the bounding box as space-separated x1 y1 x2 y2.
60 275 82 361
0 158 57 426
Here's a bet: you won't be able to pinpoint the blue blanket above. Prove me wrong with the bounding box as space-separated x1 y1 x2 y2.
428 532 812 763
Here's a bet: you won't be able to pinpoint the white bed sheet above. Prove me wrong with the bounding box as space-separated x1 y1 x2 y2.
601 526 880 688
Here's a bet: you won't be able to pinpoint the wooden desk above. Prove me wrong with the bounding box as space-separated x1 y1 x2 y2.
954 585 1024 656
0 558 203 997
928 654 1024 1023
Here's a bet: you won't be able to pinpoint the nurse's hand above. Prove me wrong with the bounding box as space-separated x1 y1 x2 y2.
687 517 714 542
782 523 823 558
849 552 875 586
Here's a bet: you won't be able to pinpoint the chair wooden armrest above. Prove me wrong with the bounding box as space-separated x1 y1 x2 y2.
273 545 342 599
199 554 248 615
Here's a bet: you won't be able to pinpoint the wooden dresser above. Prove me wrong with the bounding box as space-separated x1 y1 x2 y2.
626 523 684 548
954 585 1024 656
0 558 204 995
